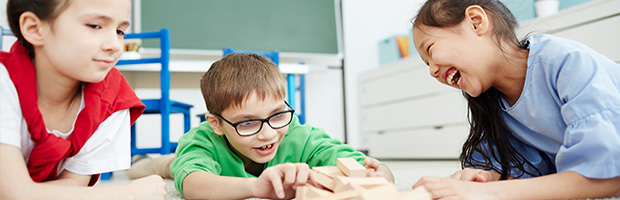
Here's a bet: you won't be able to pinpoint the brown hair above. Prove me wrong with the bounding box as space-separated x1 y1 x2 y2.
7 0 71 58
200 53 286 115
413 0 541 179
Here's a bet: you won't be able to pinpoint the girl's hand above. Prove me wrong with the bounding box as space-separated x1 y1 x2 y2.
128 175 167 200
251 163 312 199
449 168 499 182
413 176 503 200
363 157 393 182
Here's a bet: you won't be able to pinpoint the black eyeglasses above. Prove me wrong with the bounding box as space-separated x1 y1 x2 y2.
214 101 295 136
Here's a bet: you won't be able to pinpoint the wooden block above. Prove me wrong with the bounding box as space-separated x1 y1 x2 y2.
337 182 366 192
333 176 389 192
353 184 400 200
295 184 332 200
336 158 366 177
312 166 345 178
296 185 310 200
327 189 363 200
399 186 432 200
306 185 332 198
312 171 335 191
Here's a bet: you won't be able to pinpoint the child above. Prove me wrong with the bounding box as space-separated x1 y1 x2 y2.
0 0 165 199
128 53 394 199
410 0 620 199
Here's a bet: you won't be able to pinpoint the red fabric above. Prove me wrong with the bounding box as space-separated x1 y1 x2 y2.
0 42 145 186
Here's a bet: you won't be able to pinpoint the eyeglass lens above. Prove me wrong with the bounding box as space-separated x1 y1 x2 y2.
236 111 293 136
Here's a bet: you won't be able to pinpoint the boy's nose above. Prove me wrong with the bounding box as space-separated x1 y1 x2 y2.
256 123 277 141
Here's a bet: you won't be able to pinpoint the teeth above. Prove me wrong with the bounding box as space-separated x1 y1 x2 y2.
259 144 273 150
447 70 458 85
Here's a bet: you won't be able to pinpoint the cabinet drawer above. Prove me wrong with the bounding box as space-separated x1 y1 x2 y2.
359 67 453 107
360 91 468 132
365 125 469 159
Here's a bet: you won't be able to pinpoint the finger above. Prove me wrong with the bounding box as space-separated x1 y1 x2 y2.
449 171 462 180
412 176 442 189
364 157 380 169
295 164 310 186
473 173 489 182
424 182 453 199
308 170 321 188
460 172 477 181
282 164 297 186
267 172 285 199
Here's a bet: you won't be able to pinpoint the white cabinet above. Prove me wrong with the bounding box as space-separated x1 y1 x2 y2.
358 57 469 159
518 0 620 63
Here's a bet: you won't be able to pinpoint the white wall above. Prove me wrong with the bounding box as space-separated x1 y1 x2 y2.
341 0 425 149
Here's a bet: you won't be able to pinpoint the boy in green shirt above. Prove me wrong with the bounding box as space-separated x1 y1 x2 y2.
129 53 393 199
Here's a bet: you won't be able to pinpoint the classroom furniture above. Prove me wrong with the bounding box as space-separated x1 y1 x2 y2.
118 29 194 156
197 47 306 124
0 26 14 47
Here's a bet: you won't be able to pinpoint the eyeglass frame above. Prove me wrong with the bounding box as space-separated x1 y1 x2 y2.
213 101 295 136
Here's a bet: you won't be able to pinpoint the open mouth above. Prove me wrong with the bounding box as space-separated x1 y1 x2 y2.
255 143 274 151
447 69 461 86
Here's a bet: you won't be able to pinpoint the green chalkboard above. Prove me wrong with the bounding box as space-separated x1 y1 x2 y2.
140 0 339 54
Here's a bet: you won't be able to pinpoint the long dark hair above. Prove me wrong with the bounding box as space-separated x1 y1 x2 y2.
413 0 542 179
7 0 71 58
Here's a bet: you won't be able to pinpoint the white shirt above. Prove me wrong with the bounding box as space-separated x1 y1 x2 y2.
0 64 131 176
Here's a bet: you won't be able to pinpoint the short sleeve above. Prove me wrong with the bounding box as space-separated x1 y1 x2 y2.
554 51 620 178
62 109 132 175
170 126 223 195
302 126 367 168
0 64 25 148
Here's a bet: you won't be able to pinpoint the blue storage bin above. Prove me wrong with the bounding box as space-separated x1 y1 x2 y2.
378 36 401 65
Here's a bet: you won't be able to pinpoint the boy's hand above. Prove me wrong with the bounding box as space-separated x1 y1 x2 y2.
364 157 393 182
251 163 312 199
449 168 499 182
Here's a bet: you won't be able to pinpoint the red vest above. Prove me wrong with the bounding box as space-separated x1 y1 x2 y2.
0 42 144 186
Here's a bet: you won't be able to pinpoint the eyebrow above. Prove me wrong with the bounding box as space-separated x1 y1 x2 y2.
82 14 130 27
229 105 286 121
417 39 429 53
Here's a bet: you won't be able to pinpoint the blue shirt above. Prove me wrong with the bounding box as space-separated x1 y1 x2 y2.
476 34 620 179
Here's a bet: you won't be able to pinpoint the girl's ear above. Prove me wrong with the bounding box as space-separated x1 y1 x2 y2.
19 11 46 46
465 5 489 36
205 114 225 136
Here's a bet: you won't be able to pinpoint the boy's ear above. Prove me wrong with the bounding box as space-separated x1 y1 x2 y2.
465 5 489 36
19 11 46 46
205 114 225 136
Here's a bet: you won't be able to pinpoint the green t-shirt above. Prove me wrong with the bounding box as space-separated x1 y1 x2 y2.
170 116 367 194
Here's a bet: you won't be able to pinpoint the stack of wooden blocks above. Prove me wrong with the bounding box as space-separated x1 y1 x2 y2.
295 158 431 200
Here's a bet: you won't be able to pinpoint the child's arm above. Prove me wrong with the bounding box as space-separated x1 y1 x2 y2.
182 163 313 199
414 171 620 199
0 144 166 200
